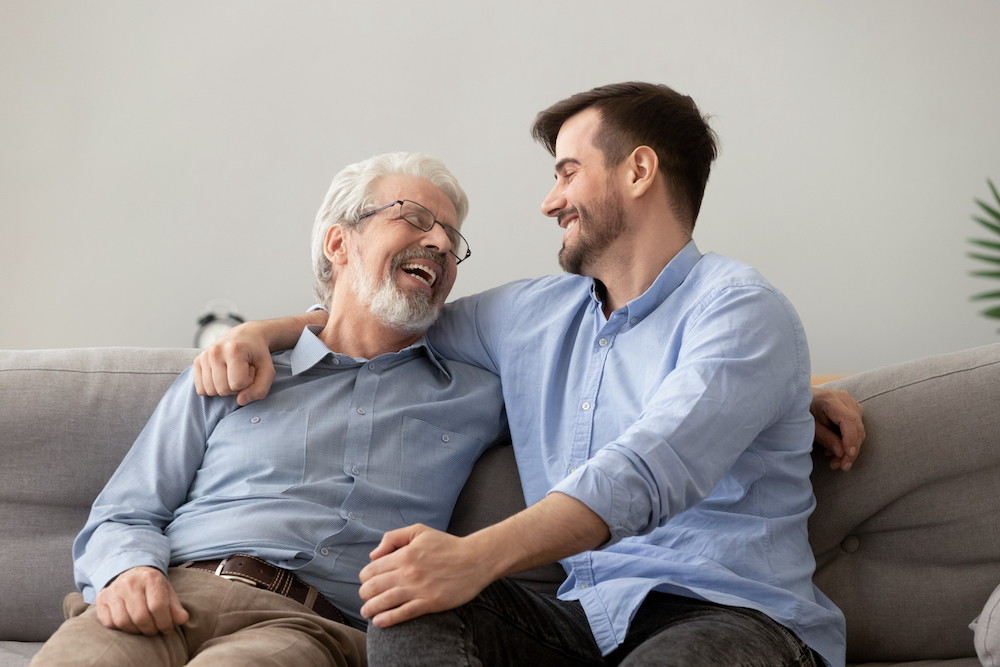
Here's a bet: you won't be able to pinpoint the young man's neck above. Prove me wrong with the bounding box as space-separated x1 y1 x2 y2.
590 226 691 318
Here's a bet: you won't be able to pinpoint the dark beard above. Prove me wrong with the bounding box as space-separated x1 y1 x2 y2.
558 183 627 276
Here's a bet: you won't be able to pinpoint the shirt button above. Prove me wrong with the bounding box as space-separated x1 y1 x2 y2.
579 584 589 589
368 363 375 371
348 512 356 520
569 467 577 473
352 466 360 475
599 338 608 347
332 358 340 365
250 417 260 423
582 402 591 411
631 317 638 324
357 408 366 415
442 434 450 443
320 547 329 556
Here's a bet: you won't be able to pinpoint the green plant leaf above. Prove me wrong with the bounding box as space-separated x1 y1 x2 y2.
971 270 1000 278
972 290 1000 301
973 216 1000 236
989 179 1000 206
969 238 1000 252
977 198 1000 224
981 305 1000 319
968 252 1000 266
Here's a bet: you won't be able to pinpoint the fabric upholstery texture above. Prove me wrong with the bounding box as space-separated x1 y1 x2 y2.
810 342 1000 663
2 342 999 666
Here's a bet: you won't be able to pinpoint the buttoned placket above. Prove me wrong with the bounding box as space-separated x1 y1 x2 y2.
565 304 633 594
338 360 383 527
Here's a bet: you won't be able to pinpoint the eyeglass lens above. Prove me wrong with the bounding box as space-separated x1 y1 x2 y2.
398 201 469 261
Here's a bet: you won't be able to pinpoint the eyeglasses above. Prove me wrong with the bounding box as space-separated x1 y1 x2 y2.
357 200 471 264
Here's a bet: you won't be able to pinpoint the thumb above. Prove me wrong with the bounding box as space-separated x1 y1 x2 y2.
237 362 275 406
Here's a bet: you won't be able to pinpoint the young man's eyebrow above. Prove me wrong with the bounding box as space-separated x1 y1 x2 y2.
554 157 580 175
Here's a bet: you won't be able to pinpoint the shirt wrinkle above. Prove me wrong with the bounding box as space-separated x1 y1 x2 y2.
73 327 504 627
430 239 846 667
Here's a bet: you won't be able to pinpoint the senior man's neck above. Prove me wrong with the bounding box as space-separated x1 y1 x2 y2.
318 308 426 360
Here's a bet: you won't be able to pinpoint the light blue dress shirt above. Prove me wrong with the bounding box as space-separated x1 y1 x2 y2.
73 326 507 627
426 241 846 666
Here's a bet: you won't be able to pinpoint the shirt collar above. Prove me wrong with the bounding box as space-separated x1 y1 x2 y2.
288 325 451 379
588 239 704 321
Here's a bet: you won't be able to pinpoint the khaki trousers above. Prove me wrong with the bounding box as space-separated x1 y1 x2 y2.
30 567 367 667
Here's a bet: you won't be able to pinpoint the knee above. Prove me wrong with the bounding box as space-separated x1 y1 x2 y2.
366 611 468 667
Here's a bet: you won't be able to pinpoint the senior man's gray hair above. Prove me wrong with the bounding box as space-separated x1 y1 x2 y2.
310 152 469 308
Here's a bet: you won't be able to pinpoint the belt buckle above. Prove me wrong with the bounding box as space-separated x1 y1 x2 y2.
214 555 258 587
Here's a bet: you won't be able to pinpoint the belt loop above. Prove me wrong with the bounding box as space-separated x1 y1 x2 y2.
304 586 319 610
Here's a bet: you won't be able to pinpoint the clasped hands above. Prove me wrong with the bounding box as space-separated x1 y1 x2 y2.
358 524 496 628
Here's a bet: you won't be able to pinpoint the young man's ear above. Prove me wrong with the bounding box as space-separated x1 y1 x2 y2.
324 224 350 267
624 146 659 199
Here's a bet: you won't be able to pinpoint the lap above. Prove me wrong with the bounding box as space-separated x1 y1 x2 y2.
369 580 815 667
609 592 818 667
30 568 366 667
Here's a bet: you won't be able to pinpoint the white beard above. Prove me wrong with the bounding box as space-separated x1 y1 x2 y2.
350 245 445 336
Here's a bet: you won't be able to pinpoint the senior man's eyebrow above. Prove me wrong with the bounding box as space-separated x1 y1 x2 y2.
554 157 580 177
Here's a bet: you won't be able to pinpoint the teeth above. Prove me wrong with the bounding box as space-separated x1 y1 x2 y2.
401 262 436 287
565 220 578 232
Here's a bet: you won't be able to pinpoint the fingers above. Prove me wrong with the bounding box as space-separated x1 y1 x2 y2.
368 526 421 563
192 353 209 396
95 567 183 636
237 362 274 407
370 599 433 629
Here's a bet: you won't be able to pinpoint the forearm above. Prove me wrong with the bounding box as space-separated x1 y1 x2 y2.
254 310 329 352
467 492 610 581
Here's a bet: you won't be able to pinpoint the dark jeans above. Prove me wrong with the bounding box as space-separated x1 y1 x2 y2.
367 578 819 666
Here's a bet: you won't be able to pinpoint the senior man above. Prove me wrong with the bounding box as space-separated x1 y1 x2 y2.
197 83 864 666
30 153 506 667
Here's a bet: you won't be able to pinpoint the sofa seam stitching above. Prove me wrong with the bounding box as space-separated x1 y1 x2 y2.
858 358 1000 403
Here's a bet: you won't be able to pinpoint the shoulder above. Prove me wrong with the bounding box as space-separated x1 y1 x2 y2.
446 273 592 317
684 253 795 314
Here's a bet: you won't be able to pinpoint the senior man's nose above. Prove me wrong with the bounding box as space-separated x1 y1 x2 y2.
421 221 454 255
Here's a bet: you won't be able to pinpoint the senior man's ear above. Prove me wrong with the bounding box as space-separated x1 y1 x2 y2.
324 224 350 267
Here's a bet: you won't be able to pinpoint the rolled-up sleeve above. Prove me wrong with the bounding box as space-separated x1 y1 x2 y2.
549 282 805 544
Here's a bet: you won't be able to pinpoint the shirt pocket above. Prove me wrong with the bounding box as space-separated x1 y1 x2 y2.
201 409 309 496
397 416 485 527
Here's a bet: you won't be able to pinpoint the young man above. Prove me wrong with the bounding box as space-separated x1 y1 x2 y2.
30 153 506 667
196 83 862 666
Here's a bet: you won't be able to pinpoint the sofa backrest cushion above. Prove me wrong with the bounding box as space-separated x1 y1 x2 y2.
809 342 1000 662
0 347 561 642
0 348 198 641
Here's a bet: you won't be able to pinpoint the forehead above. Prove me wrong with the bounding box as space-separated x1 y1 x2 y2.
554 107 604 164
375 175 458 227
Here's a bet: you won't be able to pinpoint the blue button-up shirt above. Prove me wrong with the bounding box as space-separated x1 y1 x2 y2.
73 327 507 627
427 241 846 666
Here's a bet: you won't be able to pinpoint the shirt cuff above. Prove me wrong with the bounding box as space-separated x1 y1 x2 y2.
548 460 649 547
88 551 168 596
307 304 329 313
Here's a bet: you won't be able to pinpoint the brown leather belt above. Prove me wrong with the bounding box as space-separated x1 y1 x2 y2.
182 554 347 626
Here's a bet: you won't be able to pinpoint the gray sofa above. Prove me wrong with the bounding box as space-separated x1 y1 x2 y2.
1 343 998 666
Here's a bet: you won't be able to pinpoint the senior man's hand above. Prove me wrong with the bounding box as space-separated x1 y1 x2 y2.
94 566 189 635
810 387 865 471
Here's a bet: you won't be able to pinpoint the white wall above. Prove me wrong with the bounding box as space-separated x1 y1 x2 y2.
2 0 998 373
